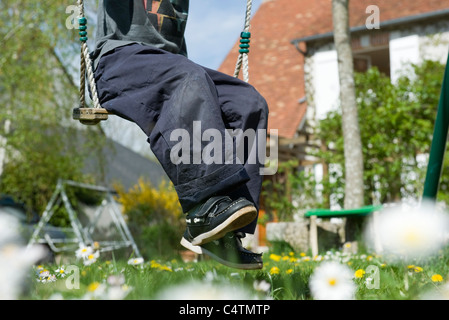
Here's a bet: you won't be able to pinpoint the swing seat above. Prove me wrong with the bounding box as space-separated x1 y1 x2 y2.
73 107 109 125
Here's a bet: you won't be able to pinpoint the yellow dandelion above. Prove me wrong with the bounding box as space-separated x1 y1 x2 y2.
354 269 365 279
289 252 295 257
269 254 281 262
300 252 306 257
286 269 293 274
282 256 289 261
270 267 280 275
431 274 443 282
87 282 100 292
413 266 423 273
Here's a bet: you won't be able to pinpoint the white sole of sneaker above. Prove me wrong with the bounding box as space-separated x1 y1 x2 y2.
180 237 263 270
180 237 203 254
190 205 257 246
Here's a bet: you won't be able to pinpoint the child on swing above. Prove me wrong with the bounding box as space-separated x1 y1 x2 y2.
91 0 268 269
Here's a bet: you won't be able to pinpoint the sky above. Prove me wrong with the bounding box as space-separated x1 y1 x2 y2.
103 0 263 156
185 0 262 69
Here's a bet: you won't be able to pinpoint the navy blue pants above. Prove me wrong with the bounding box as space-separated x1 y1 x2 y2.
94 44 268 234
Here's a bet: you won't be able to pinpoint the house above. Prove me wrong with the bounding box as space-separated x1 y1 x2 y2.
219 0 449 168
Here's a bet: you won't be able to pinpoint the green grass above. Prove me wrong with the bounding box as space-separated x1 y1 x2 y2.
25 247 449 300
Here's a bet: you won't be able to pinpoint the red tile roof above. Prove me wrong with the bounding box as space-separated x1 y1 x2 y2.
219 0 449 139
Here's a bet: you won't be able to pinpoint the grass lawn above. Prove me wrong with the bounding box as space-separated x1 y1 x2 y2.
26 246 449 300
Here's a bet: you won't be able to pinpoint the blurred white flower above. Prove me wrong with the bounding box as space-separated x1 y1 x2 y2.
127 257 144 266
156 280 255 300
309 261 356 300
364 201 449 263
253 280 270 293
82 281 131 300
0 215 46 299
0 214 21 245
421 282 449 300
107 275 125 286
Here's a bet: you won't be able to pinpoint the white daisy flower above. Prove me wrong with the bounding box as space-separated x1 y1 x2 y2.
364 200 449 263
127 257 144 266
55 266 66 278
75 245 93 260
309 261 356 300
83 250 100 266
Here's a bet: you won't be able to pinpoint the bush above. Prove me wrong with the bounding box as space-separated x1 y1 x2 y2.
114 178 185 259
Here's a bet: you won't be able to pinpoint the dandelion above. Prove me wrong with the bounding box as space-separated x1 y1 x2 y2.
354 269 366 279
431 274 443 283
309 262 356 300
269 267 280 275
269 254 281 262
286 269 294 274
364 201 449 263
127 257 144 266
413 266 423 273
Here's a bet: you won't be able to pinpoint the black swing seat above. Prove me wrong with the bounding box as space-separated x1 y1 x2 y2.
72 107 110 125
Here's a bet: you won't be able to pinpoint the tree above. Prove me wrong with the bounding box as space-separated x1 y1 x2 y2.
331 0 365 210
0 0 105 216
315 61 446 206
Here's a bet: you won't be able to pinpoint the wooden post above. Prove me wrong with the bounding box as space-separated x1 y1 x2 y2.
309 215 318 257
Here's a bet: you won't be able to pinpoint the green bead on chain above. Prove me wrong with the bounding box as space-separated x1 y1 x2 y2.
239 31 251 54
78 17 88 42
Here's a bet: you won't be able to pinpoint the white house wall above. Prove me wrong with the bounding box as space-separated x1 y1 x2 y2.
389 33 420 83
312 50 340 120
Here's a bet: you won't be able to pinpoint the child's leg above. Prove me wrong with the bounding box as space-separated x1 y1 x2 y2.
95 44 255 213
202 67 269 234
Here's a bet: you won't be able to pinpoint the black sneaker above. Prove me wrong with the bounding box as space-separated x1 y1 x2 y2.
180 231 263 270
184 196 257 246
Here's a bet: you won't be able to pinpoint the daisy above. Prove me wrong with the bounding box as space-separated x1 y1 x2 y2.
75 245 93 260
364 201 449 263
309 261 356 300
55 266 66 278
83 251 100 266
127 257 144 266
